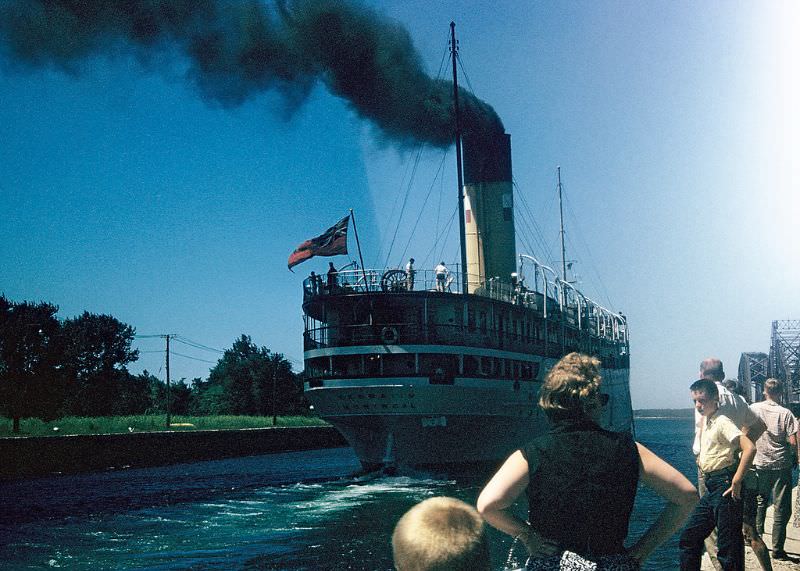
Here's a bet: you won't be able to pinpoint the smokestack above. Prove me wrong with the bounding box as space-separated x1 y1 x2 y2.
0 0 504 150
462 133 516 293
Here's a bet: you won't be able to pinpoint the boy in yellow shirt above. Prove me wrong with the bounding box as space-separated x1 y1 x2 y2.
680 379 756 570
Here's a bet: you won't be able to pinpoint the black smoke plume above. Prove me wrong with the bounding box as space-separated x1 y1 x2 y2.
0 0 503 147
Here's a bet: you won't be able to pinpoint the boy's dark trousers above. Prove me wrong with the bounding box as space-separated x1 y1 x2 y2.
679 471 744 571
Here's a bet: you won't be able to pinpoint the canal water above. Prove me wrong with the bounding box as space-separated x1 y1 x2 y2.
0 418 695 570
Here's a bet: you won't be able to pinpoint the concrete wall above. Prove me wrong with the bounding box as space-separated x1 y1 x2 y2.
1 426 348 480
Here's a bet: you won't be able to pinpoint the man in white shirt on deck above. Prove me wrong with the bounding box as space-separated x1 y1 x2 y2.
750 378 798 561
434 261 449 292
693 358 767 571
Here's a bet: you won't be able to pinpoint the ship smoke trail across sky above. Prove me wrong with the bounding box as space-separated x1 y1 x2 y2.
0 0 504 148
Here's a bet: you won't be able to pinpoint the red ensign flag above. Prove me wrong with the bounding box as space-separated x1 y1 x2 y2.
287 215 349 270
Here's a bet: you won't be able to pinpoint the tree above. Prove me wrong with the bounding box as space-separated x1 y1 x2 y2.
113 370 152 415
0 296 63 432
61 312 139 416
202 335 300 416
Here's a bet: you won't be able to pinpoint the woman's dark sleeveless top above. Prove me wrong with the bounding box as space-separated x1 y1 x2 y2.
520 417 640 557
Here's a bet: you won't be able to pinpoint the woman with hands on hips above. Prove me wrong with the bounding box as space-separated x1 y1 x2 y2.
477 353 698 570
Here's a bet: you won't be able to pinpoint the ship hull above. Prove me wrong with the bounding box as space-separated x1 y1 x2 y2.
305 367 631 470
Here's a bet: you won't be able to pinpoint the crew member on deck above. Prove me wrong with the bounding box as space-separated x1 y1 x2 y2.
405 258 415 291
434 261 448 292
327 262 338 293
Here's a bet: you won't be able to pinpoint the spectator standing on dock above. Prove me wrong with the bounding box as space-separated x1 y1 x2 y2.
405 258 415 291
392 496 490 571
692 358 767 570
680 379 759 571
478 352 697 570
750 378 797 561
326 262 338 293
434 261 448 292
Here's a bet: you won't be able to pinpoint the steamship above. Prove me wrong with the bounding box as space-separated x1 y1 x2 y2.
300 29 632 471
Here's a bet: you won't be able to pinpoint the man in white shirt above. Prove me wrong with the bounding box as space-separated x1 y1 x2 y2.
434 261 448 292
405 258 415 291
693 358 767 571
750 378 798 560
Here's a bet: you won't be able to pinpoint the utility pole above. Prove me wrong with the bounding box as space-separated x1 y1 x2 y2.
272 363 277 426
159 333 177 428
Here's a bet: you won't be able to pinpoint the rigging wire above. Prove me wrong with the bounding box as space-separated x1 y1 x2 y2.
378 35 452 269
436 206 459 265
562 188 615 308
372 139 425 267
513 182 551 257
396 150 449 266
382 145 426 267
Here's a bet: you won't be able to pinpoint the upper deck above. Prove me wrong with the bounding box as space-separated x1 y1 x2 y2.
302 263 629 368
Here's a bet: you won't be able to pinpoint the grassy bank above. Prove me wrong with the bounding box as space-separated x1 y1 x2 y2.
0 414 328 437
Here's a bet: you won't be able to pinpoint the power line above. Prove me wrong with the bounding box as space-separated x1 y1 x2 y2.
170 350 217 364
173 335 224 353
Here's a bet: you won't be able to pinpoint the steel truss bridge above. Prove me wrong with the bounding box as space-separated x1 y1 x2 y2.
739 319 800 405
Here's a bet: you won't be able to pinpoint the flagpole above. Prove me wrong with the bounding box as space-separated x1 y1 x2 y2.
349 209 369 287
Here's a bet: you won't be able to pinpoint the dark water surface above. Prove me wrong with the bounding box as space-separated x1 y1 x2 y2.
0 418 695 570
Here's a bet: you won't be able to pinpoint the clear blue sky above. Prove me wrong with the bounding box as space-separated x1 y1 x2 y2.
1 1 797 408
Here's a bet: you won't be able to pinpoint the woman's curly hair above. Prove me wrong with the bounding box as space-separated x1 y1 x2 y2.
539 352 603 420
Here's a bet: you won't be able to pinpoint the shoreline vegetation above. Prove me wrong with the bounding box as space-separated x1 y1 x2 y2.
2 411 693 438
634 408 694 419
0 414 328 438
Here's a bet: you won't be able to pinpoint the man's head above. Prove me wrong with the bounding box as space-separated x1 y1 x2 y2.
409 258 415 263
392 496 490 571
690 379 720 417
763 378 783 401
699 358 725 382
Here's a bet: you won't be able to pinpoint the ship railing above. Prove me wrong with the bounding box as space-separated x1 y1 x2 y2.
303 267 548 310
304 268 470 296
518 253 628 346
302 264 628 346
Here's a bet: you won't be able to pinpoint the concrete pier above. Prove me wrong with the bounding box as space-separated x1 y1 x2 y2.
702 486 800 570
1 426 348 480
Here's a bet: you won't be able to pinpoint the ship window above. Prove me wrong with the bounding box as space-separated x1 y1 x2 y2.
467 306 476 332
306 357 328 379
463 355 479 376
480 356 494 376
365 354 381 375
420 354 457 382
332 355 361 377
479 311 487 333
383 354 415 376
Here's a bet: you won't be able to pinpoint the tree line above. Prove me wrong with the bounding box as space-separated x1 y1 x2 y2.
0 296 304 433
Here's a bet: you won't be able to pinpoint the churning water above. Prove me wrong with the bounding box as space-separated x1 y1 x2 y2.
0 418 695 570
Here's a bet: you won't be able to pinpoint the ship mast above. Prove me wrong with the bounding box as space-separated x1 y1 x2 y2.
450 22 468 294
557 166 567 281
